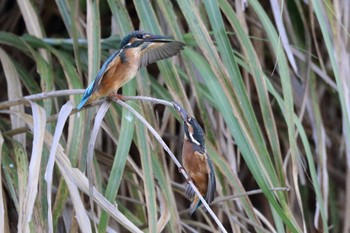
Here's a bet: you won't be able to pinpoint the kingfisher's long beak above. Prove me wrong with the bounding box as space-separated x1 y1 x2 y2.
172 101 188 121
145 34 173 43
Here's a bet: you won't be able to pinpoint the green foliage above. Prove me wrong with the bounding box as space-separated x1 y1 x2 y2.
0 0 349 232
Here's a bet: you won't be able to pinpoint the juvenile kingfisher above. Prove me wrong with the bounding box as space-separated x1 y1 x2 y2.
77 30 185 109
173 101 216 215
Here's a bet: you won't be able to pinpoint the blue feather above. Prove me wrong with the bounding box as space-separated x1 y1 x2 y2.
205 157 216 203
189 198 201 216
77 49 121 110
77 80 95 110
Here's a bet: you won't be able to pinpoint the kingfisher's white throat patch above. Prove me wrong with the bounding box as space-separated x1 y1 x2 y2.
187 122 200 146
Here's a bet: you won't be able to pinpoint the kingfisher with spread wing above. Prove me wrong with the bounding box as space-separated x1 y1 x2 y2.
77 30 185 109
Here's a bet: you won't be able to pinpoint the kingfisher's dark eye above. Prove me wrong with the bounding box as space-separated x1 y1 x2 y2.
136 34 143 39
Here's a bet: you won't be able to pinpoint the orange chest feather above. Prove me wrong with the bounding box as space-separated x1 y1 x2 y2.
98 49 141 96
182 141 209 194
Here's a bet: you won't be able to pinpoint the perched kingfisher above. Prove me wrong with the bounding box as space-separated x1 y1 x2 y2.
173 101 216 215
77 30 185 109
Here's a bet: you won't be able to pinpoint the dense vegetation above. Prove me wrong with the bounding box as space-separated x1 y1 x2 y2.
0 1 349 232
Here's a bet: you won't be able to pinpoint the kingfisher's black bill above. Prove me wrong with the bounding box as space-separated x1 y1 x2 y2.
145 34 174 43
172 101 188 121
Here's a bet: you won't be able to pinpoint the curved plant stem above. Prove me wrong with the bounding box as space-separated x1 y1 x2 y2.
0 89 85 109
0 90 227 231
115 99 227 233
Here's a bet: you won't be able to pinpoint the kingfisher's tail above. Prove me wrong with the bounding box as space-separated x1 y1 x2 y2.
77 97 90 110
77 81 97 110
188 196 201 216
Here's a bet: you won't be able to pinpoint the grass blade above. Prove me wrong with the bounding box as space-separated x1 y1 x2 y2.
0 131 5 233
18 102 46 232
44 101 74 233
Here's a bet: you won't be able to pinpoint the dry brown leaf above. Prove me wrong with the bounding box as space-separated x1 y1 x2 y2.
16 0 50 62
44 101 74 233
18 101 46 233
87 101 110 227
0 48 25 145
156 187 170 233
0 131 5 233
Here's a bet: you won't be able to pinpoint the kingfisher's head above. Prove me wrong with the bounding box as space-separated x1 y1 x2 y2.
118 30 185 66
173 101 205 148
119 30 174 49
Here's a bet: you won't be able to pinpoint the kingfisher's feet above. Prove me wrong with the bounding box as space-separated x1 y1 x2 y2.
186 177 194 183
178 167 193 183
178 166 185 173
108 93 125 101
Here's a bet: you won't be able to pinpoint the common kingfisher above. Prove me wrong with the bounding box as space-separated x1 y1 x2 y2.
173 101 216 215
77 30 185 109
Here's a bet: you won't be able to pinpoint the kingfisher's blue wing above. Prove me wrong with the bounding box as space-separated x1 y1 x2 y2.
188 196 201 216
77 49 122 110
205 156 216 204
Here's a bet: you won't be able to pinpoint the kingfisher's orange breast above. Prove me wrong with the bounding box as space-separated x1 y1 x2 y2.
182 141 209 195
97 49 141 97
